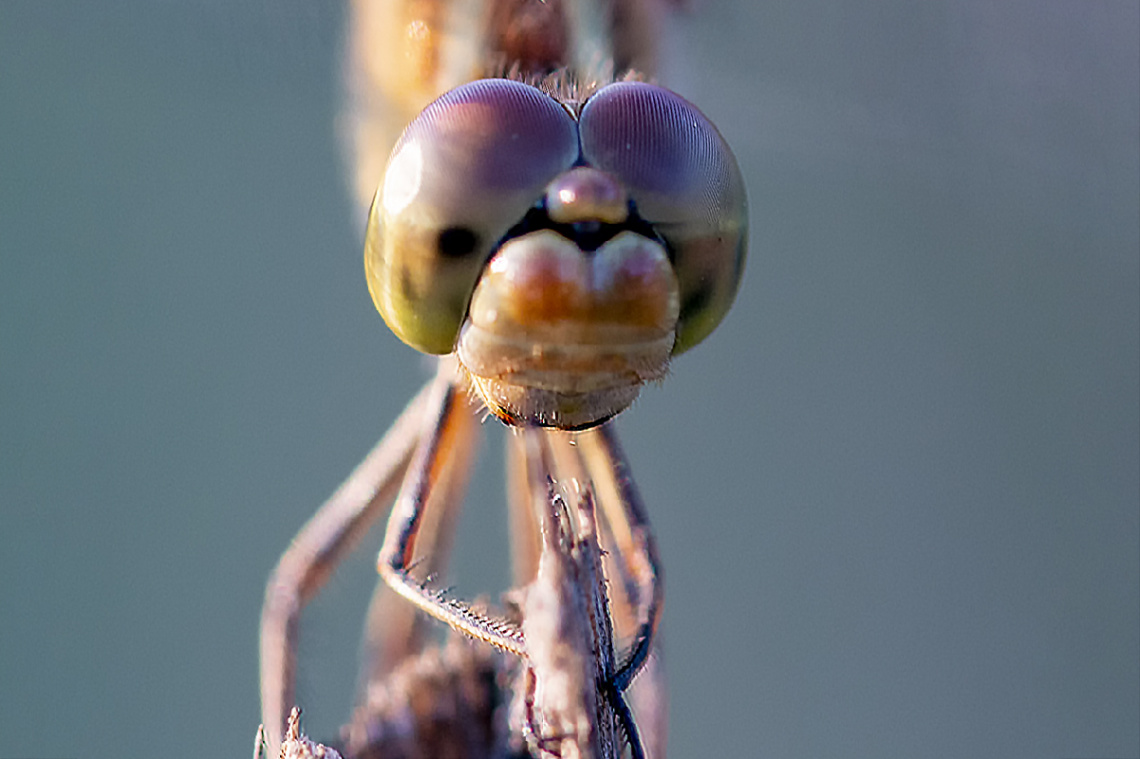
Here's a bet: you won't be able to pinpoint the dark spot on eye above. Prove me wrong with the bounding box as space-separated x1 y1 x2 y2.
437 227 479 258
680 284 712 322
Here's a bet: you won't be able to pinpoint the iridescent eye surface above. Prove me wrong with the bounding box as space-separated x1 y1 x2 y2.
366 79 580 354
579 82 747 353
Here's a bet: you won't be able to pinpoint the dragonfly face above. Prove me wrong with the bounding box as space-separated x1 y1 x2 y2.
366 78 748 429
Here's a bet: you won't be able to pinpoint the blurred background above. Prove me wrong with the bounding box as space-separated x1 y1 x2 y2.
1 2 1137 757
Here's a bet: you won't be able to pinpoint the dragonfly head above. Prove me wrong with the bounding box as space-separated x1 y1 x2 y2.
366 78 747 429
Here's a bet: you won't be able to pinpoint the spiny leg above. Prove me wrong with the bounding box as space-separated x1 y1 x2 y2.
357 364 481 693
377 362 526 656
259 379 432 749
575 424 662 692
573 424 668 759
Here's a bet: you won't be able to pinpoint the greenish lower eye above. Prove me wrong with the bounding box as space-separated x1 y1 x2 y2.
579 81 747 354
366 78 580 354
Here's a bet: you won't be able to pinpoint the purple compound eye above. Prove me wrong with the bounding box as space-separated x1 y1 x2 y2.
580 82 747 353
366 79 580 354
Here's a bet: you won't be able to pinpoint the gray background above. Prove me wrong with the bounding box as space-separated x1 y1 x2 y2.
1 1 1137 757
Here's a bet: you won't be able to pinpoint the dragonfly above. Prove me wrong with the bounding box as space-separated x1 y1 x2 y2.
259 1 747 757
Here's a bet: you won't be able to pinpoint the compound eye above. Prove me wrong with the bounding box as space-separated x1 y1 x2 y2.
579 82 747 353
366 79 580 354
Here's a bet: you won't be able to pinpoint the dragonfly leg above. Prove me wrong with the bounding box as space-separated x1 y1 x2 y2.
259 378 430 750
377 360 527 656
607 676 647 759
506 427 542 587
573 424 667 757
357 364 480 693
575 423 663 693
